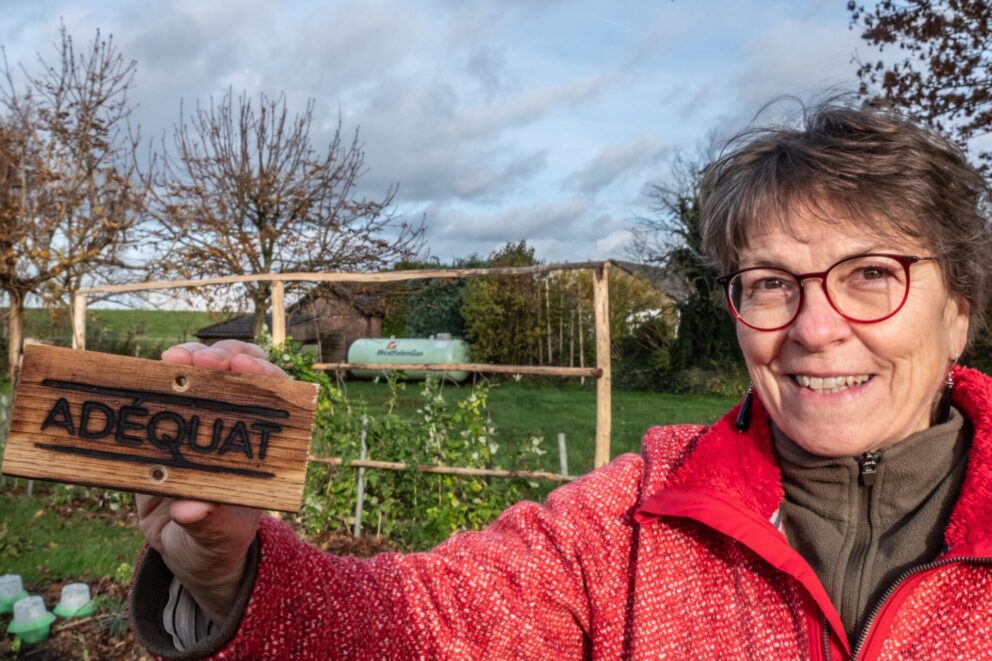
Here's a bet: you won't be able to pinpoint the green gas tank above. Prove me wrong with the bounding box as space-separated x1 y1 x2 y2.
347 335 471 382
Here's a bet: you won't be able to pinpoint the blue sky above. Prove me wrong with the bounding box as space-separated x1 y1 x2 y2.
0 1 867 265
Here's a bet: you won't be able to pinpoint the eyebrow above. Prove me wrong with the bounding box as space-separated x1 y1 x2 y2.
737 245 889 271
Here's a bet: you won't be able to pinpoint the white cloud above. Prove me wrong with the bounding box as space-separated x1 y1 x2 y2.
430 196 594 243
565 136 669 194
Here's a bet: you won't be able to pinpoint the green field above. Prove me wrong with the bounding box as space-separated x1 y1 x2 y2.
7 307 229 357
336 379 736 475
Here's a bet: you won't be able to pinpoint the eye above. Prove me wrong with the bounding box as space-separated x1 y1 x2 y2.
756 277 788 291
859 266 890 280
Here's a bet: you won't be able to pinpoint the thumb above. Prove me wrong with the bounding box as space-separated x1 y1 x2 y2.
169 499 215 527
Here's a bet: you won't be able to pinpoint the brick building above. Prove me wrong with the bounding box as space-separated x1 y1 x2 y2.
195 283 384 363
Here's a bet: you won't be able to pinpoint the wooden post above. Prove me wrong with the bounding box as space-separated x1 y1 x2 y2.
353 416 368 537
270 280 286 347
72 292 87 350
545 277 553 363
7 299 21 378
593 263 611 468
578 279 586 384
557 432 569 478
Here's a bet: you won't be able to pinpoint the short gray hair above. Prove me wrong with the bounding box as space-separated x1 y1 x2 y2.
699 100 992 338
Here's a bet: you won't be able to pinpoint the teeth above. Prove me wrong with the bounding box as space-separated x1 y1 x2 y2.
795 374 870 393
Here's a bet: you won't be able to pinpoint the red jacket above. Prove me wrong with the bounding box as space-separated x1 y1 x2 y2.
141 366 992 659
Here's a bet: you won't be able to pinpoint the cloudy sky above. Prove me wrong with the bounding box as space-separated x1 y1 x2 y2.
1 0 867 265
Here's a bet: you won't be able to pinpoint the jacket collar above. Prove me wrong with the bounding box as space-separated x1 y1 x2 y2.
635 366 992 549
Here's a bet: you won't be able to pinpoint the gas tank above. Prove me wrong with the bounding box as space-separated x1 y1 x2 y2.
347 336 471 382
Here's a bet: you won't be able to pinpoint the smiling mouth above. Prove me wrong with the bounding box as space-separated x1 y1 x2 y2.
792 374 872 393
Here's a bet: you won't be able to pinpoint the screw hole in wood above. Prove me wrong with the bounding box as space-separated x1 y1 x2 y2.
149 465 168 484
172 374 189 392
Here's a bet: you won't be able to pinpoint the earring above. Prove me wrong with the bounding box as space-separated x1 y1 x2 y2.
736 386 754 432
936 373 954 424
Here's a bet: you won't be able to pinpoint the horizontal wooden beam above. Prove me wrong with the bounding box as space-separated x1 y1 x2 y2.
313 362 602 378
78 261 608 295
308 455 574 483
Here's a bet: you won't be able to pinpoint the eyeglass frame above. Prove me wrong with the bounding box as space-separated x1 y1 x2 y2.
716 253 939 332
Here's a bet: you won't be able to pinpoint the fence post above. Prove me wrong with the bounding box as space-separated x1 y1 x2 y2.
270 280 286 347
72 292 87 350
557 432 569 478
352 416 369 537
592 262 612 468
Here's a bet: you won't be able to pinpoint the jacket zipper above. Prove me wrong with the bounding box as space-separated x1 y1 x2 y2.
822 452 880 661
820 555 992 659
857 451 879 487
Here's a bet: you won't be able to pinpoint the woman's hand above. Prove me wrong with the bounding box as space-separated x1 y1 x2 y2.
135 340 289 624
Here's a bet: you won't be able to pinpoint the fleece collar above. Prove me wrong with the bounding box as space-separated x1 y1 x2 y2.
635 366 992 550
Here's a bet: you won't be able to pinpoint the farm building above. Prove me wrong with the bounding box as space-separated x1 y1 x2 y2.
195 283 384 363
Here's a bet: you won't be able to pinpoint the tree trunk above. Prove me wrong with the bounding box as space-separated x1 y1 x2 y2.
7 292 24 380
251 284 270 343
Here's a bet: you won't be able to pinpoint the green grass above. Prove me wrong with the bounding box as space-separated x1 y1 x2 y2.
0 488 144 584
335 379 737 475
18 307 225 341
6 307 230 357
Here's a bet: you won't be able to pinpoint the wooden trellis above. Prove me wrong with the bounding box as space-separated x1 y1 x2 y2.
72 261 614 478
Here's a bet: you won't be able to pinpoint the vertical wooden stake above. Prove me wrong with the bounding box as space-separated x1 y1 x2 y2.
545 277 553 362
7 299 21 378
72 292 87 350
578 279 586 385
557 432 569 478
593 263 611 468
353 416 369 537
271 280 286 348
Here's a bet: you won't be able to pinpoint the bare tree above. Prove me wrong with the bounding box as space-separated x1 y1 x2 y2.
0 25 150 377
153 90 424 340
849 0 992 171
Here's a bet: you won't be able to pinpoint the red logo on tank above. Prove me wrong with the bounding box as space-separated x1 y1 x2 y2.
386 340 398 350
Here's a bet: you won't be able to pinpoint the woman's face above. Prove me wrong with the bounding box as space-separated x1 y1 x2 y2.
735 207 970 457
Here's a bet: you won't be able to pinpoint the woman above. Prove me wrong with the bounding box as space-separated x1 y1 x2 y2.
131 101 992 659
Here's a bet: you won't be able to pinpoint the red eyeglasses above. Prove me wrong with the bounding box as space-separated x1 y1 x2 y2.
716 254 938 331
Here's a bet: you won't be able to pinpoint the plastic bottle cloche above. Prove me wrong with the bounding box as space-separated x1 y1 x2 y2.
0 575 28 614
7 595 56 644
53 582 95 618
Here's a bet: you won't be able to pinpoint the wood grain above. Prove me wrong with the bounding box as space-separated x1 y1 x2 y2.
1 345 318 512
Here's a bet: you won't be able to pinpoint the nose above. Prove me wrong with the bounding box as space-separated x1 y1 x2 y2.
787 278 853 350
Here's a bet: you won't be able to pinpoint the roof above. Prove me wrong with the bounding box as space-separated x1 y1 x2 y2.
288 281 385 317
608 259 691 301
195 312 313 339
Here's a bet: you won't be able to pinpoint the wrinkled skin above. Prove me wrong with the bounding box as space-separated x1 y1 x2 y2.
136 340 287 624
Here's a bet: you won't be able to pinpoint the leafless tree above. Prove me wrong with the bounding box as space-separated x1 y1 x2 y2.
850 0 992 171
153 89 424 340
0 24 150 377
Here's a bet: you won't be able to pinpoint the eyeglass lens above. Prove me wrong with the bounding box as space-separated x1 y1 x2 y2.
727 255 909 330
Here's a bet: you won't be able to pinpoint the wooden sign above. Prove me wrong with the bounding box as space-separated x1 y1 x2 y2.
1 345 318 512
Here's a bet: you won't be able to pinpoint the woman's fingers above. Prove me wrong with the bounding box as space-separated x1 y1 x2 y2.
160 343 206 366
160 340 289 379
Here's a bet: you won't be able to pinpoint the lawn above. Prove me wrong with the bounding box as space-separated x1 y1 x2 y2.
8 307 228 357
335 378 737 475
0 489 143 585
